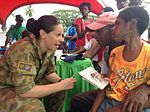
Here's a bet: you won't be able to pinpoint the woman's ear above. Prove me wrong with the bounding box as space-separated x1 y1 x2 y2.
39 29 46 39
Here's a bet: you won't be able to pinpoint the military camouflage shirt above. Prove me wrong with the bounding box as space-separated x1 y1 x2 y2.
0 37 55 94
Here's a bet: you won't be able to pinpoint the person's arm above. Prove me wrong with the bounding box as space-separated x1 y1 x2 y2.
75 18 88 39
90 88 106 112
72 47 86 54
65 34 72 40
10 45 76 98
19 67 76 98
121 83 150 112
105 96 150 112
72 39 92 54
65 26 77 41
20 77 76 98
76 25 88 39
65 34 77 41
84 43 101 59
105 84 150 112
70 34 77 41
45 72 62 83
65 27 72 41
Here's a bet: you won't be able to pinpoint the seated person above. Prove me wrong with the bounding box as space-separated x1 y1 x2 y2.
69 12 122 112
0 15 76 112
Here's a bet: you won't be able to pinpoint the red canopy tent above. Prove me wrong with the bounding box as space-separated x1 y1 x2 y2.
0 0 105 26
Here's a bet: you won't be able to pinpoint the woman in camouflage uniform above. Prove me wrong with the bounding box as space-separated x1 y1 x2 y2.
0 15 76 112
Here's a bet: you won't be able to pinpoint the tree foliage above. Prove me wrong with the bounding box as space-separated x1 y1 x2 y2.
25 5 34 17
52 9 97 31
52 10 80 30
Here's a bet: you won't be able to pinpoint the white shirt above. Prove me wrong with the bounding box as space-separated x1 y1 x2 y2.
84 38 99 61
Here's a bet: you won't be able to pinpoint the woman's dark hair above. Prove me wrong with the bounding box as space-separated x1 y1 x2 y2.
26 15 60 39
118 6 149 36
79 2 91 12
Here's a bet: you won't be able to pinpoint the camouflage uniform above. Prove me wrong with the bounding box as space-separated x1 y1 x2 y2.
0 37 65 112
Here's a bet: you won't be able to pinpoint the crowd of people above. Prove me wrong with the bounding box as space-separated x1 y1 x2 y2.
0 0 150 112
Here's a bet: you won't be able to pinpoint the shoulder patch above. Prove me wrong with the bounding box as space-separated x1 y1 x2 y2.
17 61 33 73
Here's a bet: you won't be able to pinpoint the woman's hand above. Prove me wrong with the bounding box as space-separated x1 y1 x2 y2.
60 78 76 90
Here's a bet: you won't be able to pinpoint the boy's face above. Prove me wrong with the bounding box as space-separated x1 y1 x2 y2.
112 17 131 42
93 25 114 47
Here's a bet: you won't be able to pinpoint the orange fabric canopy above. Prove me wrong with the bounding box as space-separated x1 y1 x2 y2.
0 0 105 26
